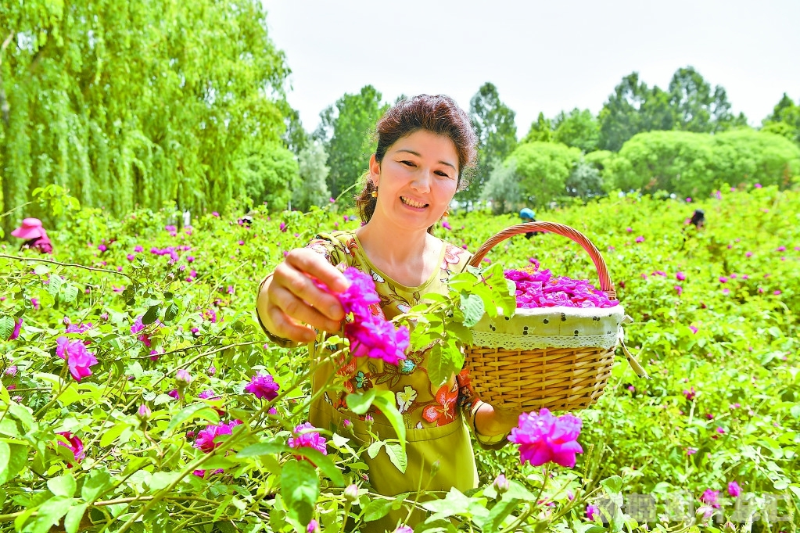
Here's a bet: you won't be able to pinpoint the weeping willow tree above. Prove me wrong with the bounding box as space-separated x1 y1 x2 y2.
0 0 292 234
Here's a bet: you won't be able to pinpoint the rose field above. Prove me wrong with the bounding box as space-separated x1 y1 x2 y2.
0 185 798 533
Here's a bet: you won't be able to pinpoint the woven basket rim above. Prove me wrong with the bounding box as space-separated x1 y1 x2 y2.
502 304 626 318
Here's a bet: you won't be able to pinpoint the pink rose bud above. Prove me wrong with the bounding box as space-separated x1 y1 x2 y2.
493 474 510 493
176 369 192 384
344 484 359 502
137 405 151 420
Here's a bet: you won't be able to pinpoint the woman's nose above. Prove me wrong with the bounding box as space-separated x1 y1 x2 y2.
411 169 432 192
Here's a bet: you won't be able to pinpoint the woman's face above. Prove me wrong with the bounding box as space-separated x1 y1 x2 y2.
369 129 459 233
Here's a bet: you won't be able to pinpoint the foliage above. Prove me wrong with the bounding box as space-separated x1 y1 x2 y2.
564 160 604 200
508 141 582 207
761 93 800 145
521 112 553 144
463 83 517 204
553 108 600 153
598 67 747 151
292 142 331 212
0 0 292 236
480 159 519 214
1 186 799 531
239 144 299 213
314 85 388 199
605 129 800 197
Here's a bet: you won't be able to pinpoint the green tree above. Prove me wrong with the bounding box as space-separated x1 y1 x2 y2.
0 0 290 234
508 142 581 207
761 93 800 145
667 66 746 132
464 82 517 203
522 112 553 144
565 160 604 199
605 129 800 198
292 141 331 211
480 159 519 214
597 73 651 151
315 85 387 198
238 143 299 212
552 109 600 153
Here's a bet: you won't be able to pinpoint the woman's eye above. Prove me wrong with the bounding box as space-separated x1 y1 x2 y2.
401 160 415 167
435 171 451 178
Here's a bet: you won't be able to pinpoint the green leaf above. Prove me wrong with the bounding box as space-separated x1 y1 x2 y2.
0 316 14 340
7 402 34 430
372 391 407 454
80 468 112 502
601 475 623 494
363 498 393 522
345 389 377 415
142 304 160 325
148 471 181 491
383 442 407 473
100 421 132 447
3 444 28 482
164 303 179 322
47 275 63 298
280 459 319 527
47 474 77 497
0 442 9 484
460 294 485 328
504 480 538 502
33 265 50 275
166 403 221 434
427 343 462 390
62 284 79 304
27 496 73 533
291 448 345 486
64 503 88 533
237 442 289 458
367 441 383 459
484 497 519 533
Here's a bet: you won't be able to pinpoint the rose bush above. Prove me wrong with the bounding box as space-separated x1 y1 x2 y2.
0 185 797 532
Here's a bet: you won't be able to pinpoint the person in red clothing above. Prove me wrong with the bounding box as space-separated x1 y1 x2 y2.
11 218 53 254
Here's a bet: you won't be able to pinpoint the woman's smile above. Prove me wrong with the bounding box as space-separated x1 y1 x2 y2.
400 196 429 210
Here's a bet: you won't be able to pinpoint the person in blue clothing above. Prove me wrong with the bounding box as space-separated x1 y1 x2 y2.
519 208 539 239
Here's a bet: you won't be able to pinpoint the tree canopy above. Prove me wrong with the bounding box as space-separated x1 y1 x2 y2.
314 85 387 199
0 0 292 234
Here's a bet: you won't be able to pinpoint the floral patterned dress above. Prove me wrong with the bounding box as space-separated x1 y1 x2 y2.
259 230 505 532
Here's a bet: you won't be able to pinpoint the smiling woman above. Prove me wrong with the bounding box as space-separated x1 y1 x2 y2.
256 95 521 532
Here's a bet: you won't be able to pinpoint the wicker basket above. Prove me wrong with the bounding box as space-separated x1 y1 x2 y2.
465 221 633 413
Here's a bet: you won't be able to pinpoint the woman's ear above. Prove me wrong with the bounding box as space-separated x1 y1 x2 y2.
368 154 380 188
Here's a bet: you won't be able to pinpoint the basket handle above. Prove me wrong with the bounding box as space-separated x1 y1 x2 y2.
467 221 616 300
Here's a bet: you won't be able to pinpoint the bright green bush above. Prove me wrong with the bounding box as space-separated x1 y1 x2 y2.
1 186 798 532
508 142 582 207
606 130 800 198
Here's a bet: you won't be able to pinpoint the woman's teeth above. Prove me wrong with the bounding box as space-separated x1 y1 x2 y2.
401 197 427 208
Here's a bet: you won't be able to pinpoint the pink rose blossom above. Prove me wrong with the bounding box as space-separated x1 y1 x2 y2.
57 431 85 464
635 236 644 243
701 489 720 509
586 504 600 521
288 422 328 456
676 271 686 281
8 318 23 340
194 420 242 453
244 372 280 400
683 387 696 401
508 408 583 468
689 325 698 334
728 481 741 497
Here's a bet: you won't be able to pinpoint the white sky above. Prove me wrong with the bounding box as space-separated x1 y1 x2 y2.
262 0 800 137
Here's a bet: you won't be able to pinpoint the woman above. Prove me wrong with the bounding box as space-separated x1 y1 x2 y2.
11 218 53 254
256 95 518 531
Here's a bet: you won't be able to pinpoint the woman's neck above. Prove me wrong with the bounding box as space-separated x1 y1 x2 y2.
355 217 440 287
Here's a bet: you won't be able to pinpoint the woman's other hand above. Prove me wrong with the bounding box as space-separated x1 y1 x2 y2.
257 249 349 343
